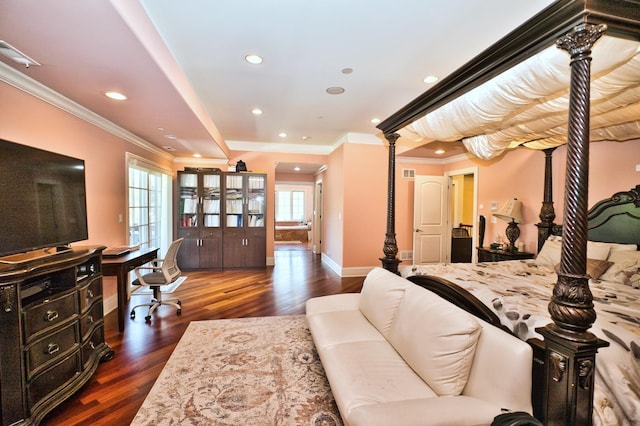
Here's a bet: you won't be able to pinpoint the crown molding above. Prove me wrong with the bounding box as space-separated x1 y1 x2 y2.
0 61 173 161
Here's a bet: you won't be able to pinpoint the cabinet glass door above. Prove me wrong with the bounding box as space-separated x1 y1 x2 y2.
225 174 244 227
247 175 265 227
179 173 198 228
202 174 221 228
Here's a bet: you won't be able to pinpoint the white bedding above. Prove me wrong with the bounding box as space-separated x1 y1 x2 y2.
401 260 640 426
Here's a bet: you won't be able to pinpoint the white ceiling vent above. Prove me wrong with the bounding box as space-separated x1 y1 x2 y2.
0 41 41 68
402 169 415 179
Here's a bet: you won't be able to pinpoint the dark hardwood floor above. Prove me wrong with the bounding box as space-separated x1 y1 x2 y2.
42 246 365 425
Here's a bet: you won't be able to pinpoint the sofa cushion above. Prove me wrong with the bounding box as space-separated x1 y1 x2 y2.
307 310 386 349
359 267 410 340
317 340 437 421
348 396 504 426
389 285 481 396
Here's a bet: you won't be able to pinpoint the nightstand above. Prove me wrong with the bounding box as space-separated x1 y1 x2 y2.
477 247 535 262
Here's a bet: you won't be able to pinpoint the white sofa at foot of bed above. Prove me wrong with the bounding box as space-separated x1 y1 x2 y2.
306 267 533 426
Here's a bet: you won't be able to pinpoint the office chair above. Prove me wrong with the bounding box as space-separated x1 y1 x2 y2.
130 238 184 322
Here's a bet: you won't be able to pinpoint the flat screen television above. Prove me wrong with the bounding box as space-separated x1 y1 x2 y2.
0 138 88 261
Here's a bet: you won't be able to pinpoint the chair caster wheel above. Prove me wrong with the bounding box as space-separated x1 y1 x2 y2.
130 311 136 319
177 309 182 315
145 315 151 322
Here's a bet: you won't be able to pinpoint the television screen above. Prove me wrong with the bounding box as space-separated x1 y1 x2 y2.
0 138 88 258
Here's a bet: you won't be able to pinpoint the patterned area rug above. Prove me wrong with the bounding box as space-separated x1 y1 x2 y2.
131 315 342 426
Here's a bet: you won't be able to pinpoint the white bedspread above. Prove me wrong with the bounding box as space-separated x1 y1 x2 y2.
402 261 640 426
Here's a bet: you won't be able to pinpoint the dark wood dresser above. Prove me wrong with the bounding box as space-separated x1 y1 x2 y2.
0 246 113 425
477 247 535 262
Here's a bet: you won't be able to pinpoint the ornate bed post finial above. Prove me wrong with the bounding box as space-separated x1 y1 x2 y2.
380 132 401 274
537 23 609 426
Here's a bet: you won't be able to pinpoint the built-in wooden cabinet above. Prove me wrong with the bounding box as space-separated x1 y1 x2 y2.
176 171 266 269
177 171 223 269
0 246 113 426
223 173 266 268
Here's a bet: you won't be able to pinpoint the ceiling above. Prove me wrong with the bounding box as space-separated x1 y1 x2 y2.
0 0 555 174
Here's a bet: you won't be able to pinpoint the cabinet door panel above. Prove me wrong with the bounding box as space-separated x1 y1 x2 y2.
200 232 223 269
245 235 267 268
177 237 201 270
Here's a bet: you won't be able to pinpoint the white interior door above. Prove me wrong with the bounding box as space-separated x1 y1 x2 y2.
413 176 450 264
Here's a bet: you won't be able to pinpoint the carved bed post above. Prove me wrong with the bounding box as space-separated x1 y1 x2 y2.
380 132 401 274
536 147 558 252
537 23 609 426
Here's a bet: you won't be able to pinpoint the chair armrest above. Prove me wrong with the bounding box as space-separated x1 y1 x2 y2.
134 265 162 281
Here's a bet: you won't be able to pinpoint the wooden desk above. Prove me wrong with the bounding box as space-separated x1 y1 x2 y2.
102 247 158 332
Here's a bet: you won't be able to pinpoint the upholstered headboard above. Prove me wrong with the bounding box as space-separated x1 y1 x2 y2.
587 185 640 247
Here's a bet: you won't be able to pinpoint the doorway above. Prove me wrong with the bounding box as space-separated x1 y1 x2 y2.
412 167 478 264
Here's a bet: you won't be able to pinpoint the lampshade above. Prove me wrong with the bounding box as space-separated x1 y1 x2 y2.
493 198 524 223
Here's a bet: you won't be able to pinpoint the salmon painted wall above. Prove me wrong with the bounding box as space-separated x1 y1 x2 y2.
341 143 387 268
0 82 173 308
323 145 345 268
438 139 640 255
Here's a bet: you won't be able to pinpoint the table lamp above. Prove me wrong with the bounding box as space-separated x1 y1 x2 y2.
493 198 524 251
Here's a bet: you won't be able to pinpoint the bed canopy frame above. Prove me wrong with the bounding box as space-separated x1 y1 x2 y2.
376 1 640 424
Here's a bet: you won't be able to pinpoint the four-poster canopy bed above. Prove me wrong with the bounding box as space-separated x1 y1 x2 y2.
375 1 640 425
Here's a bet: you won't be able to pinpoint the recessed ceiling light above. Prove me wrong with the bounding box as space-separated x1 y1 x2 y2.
245 54 263 64
341 68 353 74
251 108 263 115
435 149 445 155
302 136 311 140
371 118 381 124
423 75 439 84
105 91 127 101
164 134 177 139
279 132 287 138
294 166 301 171
325 86 345 95
193 153 202 158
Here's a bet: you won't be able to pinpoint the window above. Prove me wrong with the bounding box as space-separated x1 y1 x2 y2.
127 154 172 258
276 190 305 222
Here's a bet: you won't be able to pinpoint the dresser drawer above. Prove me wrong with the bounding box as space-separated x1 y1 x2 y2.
28 351 81 409
81 325 105 368
23 290 77 341
25 321 79 379
80 301 103 341
79 276 102 313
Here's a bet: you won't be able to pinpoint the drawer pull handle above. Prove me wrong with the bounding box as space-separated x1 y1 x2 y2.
46 343 60 355
44 310 59 322
88 315 94 324
89 341 96 350
87 289 94 298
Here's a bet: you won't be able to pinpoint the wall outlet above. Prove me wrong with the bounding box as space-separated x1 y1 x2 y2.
636 164 640 172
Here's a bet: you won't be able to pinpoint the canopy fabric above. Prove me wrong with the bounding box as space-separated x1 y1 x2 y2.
400 36 640 159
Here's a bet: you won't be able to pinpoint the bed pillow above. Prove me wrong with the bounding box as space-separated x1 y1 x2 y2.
535 236 562 265
608 242 638 252
587 259 614 281
388 285 481 397
599 250 640 285
586 241 612 261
